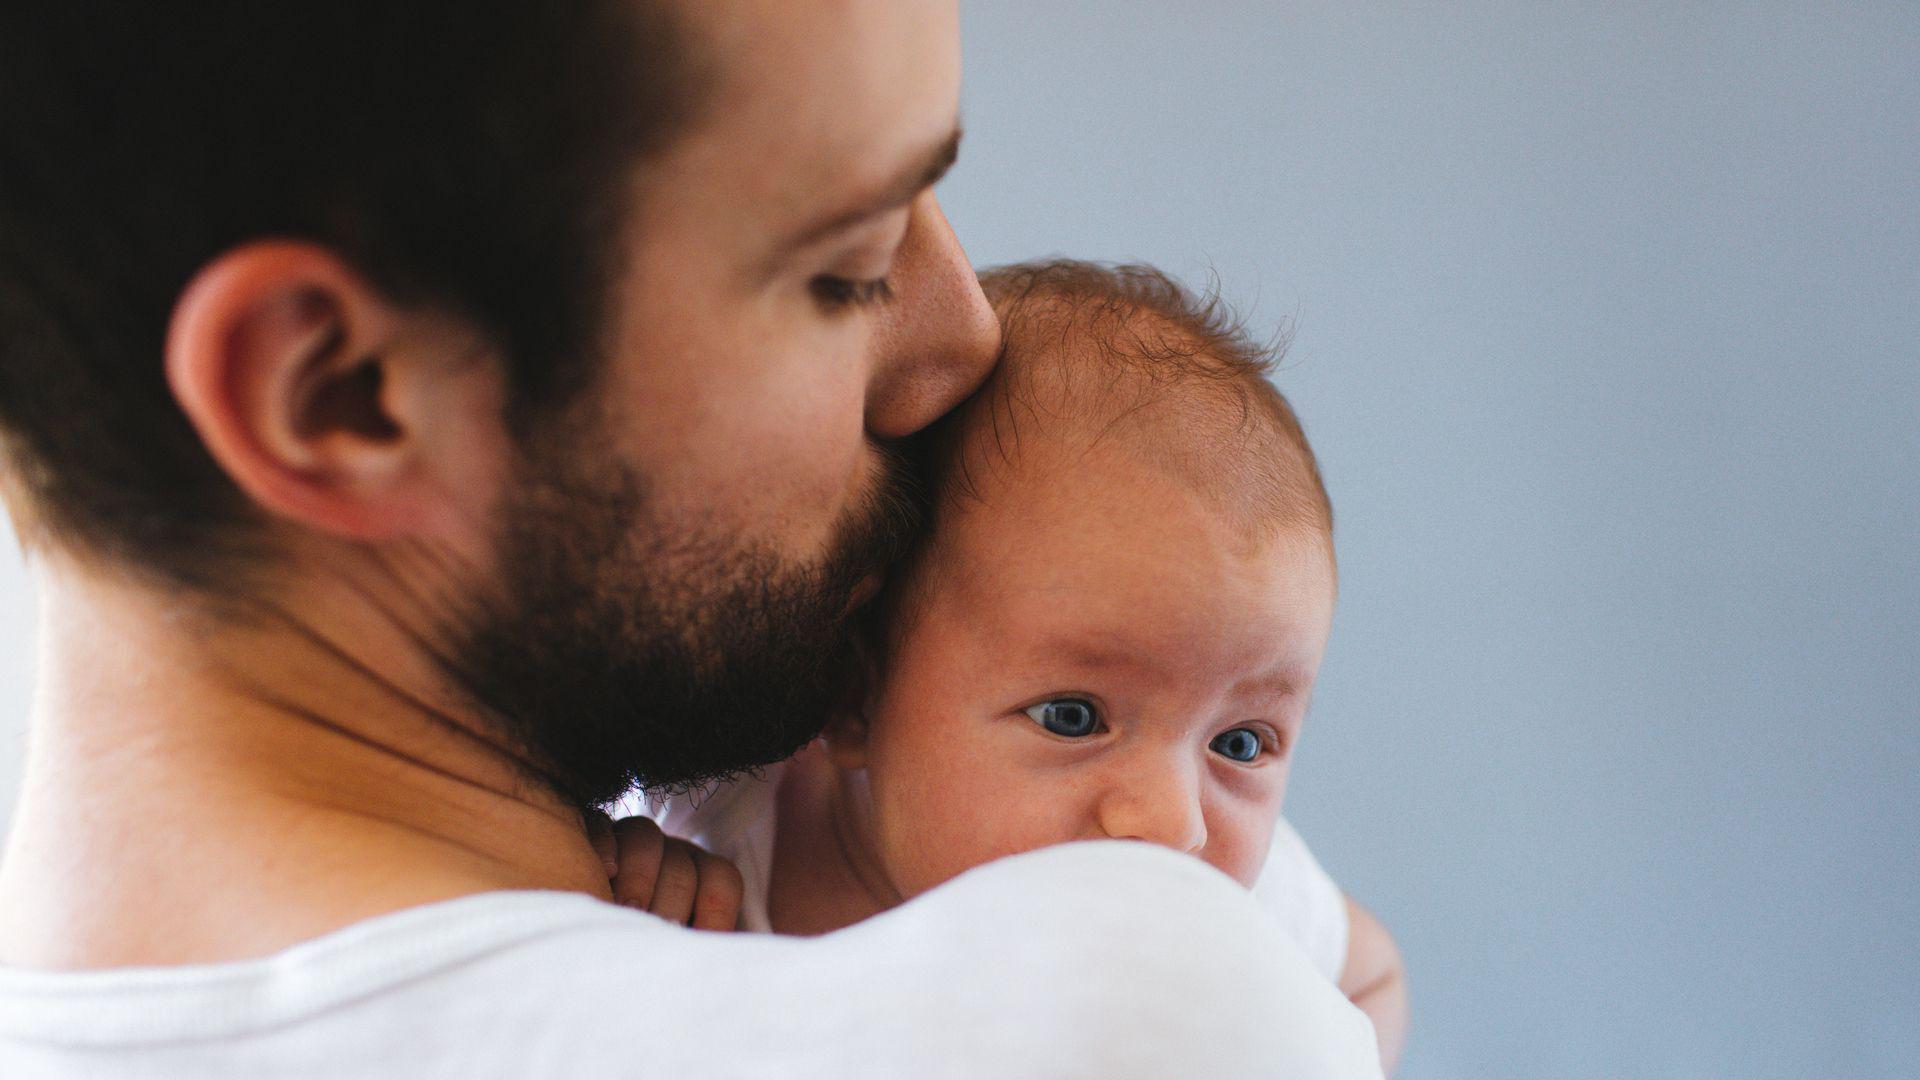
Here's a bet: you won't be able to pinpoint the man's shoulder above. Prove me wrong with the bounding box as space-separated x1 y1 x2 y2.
459 848 1384 1077
805 842 1385 1077
3 857 1381 1078
0 891 796 1076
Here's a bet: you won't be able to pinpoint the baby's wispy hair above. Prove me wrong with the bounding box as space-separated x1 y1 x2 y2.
947 258 1332 540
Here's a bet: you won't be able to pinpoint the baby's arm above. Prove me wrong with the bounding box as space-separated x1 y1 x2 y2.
1252 819 1410 1073
1339 896 1409 1074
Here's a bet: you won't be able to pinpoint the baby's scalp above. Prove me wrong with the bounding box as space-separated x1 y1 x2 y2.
936 258 1328 546
954 260 1328 540
868 258 1335 650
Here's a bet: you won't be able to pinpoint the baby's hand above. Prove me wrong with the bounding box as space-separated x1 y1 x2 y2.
587 811 745 930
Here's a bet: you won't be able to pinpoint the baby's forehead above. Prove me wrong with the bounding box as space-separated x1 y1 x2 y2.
911 479 1337 699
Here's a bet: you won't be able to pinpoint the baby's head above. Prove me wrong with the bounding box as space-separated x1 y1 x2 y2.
826 259 1335 897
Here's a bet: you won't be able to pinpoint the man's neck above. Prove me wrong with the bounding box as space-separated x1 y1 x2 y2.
0 561 612 971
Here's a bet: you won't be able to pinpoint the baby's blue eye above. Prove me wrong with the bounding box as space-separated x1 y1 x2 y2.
1025 698 1101 738
1211 728 1263 763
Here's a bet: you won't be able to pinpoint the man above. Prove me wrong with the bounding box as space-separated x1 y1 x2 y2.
0 2 1382 1075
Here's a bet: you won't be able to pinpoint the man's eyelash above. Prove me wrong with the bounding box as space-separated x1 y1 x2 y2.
811 275 895 310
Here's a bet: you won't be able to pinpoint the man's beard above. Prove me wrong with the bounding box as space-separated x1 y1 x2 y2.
438 437 925 810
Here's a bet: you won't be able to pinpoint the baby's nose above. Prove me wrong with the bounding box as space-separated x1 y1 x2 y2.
1095 768 1208 855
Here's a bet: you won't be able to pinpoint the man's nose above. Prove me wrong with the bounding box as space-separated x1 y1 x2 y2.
863 193 1001 441
1095 761 1209 856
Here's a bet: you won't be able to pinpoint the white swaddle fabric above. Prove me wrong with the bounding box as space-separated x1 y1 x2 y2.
639 763 1352 982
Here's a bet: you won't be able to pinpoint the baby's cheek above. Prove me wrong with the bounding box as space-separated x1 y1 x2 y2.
1207 845 1268 889
881 774 1078 899
1203 808 1282 888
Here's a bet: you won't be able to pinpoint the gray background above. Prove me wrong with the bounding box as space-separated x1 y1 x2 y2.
2 3 1915 1078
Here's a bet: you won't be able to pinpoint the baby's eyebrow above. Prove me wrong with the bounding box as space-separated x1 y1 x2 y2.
1036 637 1149 677
1228 661 1320 703
1030 635 1311 694
1234 669 1307 698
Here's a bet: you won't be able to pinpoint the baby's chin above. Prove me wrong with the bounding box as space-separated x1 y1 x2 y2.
889 838 1268 901
878 841 1058 903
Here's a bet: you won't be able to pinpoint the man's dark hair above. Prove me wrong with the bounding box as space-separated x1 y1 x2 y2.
0 3 705 590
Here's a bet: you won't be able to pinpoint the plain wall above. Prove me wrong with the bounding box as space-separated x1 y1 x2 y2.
2 4 1915 1078
941 4 1919 1077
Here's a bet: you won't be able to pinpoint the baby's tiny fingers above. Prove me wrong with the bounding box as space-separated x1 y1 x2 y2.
690 848 746 932
585 809 618 879
648 839 700 926
611 816 667 910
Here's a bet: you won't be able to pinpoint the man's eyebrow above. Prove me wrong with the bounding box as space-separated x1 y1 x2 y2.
783 125 963 249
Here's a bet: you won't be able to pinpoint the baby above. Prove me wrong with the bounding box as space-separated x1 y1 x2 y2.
607 259 1407 1069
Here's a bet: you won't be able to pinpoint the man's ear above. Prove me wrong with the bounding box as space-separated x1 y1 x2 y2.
165 241 494 542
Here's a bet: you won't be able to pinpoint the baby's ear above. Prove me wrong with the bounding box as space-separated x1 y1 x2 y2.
822 633 881 771
822 705 870 771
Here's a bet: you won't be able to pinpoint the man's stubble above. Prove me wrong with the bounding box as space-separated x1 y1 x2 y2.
438 421 926 809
